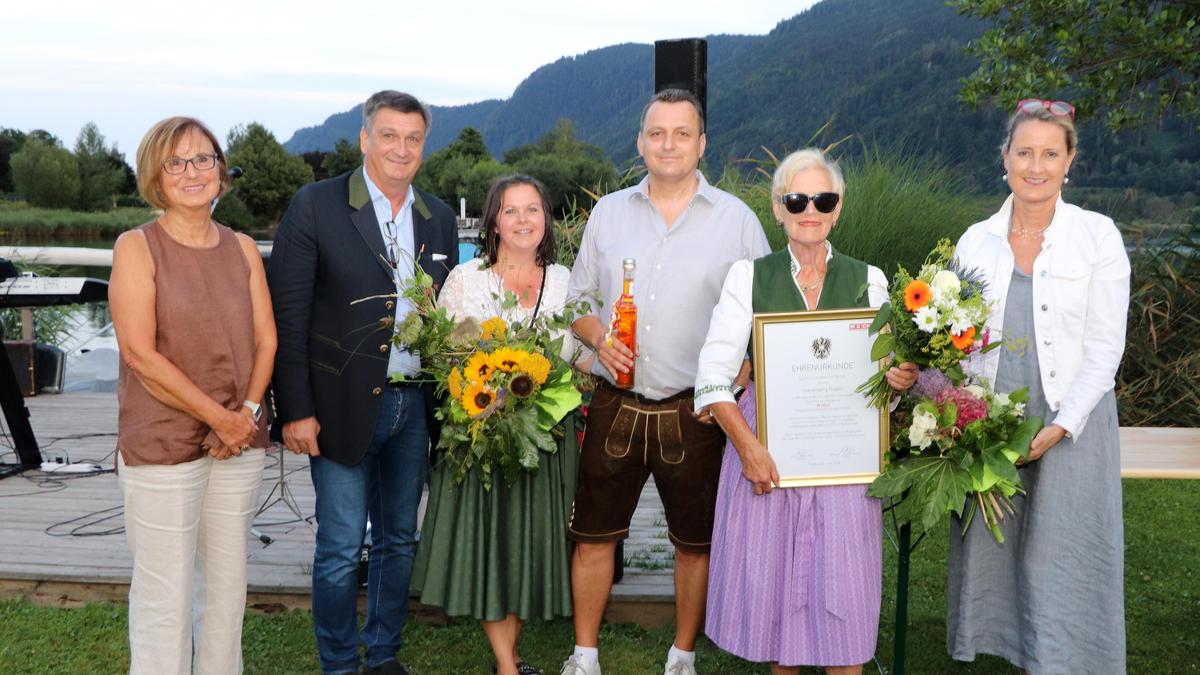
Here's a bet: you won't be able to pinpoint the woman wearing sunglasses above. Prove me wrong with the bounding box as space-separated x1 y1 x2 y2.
947 100 1130 672
693 148 917 675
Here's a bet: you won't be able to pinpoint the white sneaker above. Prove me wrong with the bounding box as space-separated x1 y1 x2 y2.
664 660 697 675
560 654 601 675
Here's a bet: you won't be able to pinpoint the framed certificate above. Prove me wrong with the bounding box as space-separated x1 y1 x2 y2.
751 308 887 487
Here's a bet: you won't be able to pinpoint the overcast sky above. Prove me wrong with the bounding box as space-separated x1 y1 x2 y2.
1 0 818 160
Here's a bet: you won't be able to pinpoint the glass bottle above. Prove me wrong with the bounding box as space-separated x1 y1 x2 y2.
613 258 637 389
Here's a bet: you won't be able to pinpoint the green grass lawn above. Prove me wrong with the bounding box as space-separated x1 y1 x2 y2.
2 479 1197 674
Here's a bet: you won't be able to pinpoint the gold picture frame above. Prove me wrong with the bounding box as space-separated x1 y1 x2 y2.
751 308 888 487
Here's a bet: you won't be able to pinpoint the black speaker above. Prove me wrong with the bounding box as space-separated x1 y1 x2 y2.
654 38 708 123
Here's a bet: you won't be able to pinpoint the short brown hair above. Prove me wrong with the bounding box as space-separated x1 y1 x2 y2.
639 88 705 135
136 117 230 210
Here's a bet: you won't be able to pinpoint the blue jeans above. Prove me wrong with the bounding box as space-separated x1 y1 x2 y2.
309 385 428 674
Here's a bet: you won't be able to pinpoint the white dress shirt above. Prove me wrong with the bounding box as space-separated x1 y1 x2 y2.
363 167 420 376
567 171 770 399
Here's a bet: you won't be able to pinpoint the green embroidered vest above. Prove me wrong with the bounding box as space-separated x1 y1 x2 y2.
748 248 870 368
751 247 871 313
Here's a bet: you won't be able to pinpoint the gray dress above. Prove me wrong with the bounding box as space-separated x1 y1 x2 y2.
946 268 1126 673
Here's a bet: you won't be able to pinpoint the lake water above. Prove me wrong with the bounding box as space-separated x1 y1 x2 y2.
2 235 480 391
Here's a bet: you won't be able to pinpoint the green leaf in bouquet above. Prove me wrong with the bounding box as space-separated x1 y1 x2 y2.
536 369 584 429
1008 387 1030 404
870 333 897 362
981 443 1020 484
937 401 958 428
869 302 893 335
979 340 1001 354
868 460 921 499
870 456 973 536
943 364 965 384
1001 415 1043 462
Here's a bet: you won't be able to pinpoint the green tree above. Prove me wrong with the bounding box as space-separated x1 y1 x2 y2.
321 138 362 177
73 122 125 211
226 123 314 227
417 127 505 214
953 0 1200 132
503 119 618 213
0 128 28 193
10 137 80 208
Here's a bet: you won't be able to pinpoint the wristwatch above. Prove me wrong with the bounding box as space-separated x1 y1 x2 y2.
243 399 262 422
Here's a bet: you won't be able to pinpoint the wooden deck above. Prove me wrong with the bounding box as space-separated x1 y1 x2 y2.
2 392 1196 628
0 392 677 625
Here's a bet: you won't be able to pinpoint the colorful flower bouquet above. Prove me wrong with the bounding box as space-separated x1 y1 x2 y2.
866 369 1044 543
857 239 998 408
383 263 589 490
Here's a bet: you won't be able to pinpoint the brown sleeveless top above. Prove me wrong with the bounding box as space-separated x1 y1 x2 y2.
116 220 268 465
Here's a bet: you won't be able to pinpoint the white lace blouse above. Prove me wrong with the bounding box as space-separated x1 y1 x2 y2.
438 257 583 364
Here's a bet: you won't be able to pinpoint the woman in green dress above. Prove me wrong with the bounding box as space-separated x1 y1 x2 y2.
412 175 584 675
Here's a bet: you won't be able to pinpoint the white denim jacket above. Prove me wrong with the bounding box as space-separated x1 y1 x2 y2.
955 194 1130 437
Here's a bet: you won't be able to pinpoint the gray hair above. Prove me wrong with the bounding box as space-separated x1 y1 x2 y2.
362 90 432 133
639 88 705 135
772 148 845 197
1002 106 1077 154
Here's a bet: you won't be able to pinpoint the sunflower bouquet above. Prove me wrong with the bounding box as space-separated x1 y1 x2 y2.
431 306 588 489
867 370 1043 543
384 261 589 489
857 239 997 408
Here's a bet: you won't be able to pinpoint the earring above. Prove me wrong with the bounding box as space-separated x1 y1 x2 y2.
1002 173 1008 181
1064 176 1070 184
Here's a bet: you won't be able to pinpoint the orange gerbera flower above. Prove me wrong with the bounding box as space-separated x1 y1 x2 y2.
904 280 932 311
950 326 977 350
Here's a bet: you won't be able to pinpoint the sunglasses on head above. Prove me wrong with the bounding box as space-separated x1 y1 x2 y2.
1017 99 1076 120
780 191 840 214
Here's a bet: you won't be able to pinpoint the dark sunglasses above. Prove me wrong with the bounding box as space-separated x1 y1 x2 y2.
780 191 840 214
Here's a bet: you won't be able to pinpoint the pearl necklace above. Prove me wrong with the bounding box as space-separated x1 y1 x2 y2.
1011 225 1049 239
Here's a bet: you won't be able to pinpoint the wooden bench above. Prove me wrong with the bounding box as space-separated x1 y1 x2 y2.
1119 427 1200 479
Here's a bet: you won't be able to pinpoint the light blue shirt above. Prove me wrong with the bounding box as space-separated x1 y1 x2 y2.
362 167 420 376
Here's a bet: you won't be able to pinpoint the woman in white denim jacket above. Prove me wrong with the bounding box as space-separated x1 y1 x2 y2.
947 100 1130 674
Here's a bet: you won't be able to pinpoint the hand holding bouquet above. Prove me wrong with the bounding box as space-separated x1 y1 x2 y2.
858 239 997 408
867 370 1043 543
383 262 589 490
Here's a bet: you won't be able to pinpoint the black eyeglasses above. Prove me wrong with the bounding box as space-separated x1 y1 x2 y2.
383 220 400 270
780 192 839 214
162 153 218 175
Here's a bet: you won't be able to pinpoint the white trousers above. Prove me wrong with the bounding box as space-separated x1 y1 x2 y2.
119 449 265 675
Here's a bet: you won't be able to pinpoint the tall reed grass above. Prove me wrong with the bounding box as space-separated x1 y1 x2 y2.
717 144 992 276
0 203 156 239
1117 223 1200 426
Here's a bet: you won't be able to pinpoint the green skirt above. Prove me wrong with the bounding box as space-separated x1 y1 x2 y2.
412 411 579 622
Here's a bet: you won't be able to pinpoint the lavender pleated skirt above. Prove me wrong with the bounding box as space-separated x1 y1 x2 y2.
705 383 883 667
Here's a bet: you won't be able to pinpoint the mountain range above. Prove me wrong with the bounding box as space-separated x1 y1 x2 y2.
282 0 1200 197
